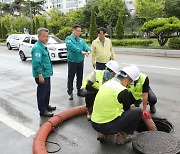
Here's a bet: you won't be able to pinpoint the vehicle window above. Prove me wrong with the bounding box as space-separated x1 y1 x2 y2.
9 35 14 39
14 35 19 40
48 36 63 44
31 37 37 44
23 37 30 43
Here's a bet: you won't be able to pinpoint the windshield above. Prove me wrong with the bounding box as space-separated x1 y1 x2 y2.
48 36 64 44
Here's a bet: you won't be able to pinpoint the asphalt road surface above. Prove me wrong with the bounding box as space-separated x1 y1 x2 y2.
0 46 180 154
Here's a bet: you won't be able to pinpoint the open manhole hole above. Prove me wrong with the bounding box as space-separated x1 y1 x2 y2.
136 117 173 133
132 131 180 154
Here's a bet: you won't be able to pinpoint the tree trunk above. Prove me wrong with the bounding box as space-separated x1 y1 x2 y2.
157 32 169 46
109 20 112 39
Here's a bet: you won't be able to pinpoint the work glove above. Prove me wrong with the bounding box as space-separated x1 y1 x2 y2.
142 110 152 119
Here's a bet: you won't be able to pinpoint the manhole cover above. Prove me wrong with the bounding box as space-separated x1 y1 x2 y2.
136 117 173 133
132 131 180 154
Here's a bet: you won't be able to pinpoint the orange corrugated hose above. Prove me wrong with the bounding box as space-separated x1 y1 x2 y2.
32 105 87 154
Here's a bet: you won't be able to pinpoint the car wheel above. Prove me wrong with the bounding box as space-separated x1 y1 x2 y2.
19 51 27 61
7 43 12 50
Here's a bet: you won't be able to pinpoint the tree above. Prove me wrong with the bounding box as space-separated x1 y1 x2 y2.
98 0 125 38
115 14 124 39
23 0 45 18
89 9 98 42
1 22 8 39
0 3 11 16
141 17 180 46
82 0 106 29
31 19 35 34
164 0 180 19
47 8 66 35
35 17 40 33
44 19 47 28
57 27 72 40
10 16 30 33
136 0 164 21
0 21 2 39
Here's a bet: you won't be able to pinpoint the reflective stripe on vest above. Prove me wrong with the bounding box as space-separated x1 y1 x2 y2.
128 73 146 100
91 79 126 124
81 70 104 90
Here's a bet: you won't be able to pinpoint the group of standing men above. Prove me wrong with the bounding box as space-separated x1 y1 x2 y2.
31 25 157 145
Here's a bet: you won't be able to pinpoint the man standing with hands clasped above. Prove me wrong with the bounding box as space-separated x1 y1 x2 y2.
65 24 91 100
31 28 56 117
91 27 115 70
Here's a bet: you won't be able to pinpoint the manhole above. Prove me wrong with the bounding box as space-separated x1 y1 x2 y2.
136 117 173 133
132 131 180 154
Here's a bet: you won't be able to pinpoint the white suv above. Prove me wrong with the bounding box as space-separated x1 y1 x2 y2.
19 35 67 62
6 34 28 50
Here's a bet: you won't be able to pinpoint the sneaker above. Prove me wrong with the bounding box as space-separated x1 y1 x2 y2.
69 93 73 100
116 132 134 145
150 105 156 113
97 132 108 142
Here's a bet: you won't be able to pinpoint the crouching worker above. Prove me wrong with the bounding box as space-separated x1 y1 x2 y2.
81 60 120 120
126 65 157 113
91 66 142 145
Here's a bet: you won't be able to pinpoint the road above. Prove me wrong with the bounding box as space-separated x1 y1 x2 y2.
0 46 180 154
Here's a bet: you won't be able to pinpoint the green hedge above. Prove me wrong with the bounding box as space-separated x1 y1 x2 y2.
168 38 180 49
0 39 6 43
112 39 153 46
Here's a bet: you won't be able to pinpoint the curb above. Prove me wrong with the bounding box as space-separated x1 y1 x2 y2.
113 47 180 58
0 43 6 46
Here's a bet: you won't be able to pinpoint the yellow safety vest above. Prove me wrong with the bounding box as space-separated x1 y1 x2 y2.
128 73 147 100
91 79 126 124
81 70 104 90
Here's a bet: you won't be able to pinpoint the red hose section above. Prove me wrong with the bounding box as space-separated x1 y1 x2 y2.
32 105 87 154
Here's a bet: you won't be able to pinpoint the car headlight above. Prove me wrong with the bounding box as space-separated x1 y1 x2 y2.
51 53 55 58
48 47 56 51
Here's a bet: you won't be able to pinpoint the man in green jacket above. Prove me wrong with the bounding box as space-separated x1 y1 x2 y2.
65 24 91 100
31 28 56 117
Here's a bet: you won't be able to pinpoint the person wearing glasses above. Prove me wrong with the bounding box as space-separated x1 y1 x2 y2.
65 24 91 100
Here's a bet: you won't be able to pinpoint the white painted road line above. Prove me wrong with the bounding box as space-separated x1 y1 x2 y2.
122 63 180 71
0 113 35 137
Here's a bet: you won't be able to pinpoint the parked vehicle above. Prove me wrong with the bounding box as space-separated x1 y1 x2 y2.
6 34 28 50
19 35 67 62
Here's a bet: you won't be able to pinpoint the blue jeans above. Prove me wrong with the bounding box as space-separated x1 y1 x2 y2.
35 77 51 113
67 61 84 94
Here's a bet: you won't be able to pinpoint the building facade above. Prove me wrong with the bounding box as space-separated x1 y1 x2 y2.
44 0 88 13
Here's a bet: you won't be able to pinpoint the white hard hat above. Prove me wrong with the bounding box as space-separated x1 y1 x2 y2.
120 65 140 81
105 60 120 74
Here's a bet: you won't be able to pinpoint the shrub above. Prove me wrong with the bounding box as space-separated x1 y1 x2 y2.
57 27 72 40
112 39 153 46
168 38 180 49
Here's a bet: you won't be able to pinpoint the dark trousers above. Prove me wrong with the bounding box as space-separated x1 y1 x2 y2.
35 77 51 113
91 108 142 135
129 87 157 106
96 62 106 70
85 91 97 108
67 61 84 94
